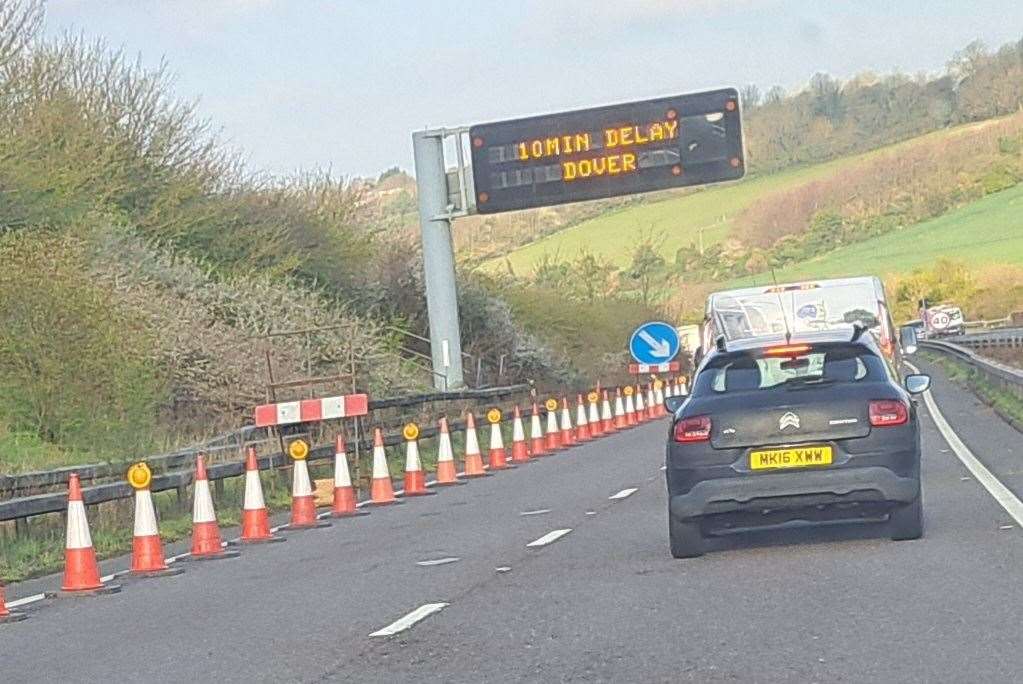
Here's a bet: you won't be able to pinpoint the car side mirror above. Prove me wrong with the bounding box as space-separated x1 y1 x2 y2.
664 395 686 413
899 325 919 355
904 374 930 395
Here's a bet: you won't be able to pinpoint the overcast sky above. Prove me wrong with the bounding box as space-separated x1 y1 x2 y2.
45 0 1023 179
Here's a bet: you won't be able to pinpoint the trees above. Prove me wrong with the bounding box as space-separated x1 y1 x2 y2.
628 234 666 306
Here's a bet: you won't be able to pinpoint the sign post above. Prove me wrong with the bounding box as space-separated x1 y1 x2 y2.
412 130 466 390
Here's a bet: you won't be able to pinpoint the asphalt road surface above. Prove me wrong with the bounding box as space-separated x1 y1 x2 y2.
4 358 1023 683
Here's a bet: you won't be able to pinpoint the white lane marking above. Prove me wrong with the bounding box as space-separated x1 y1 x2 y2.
526 528 572 548
495 566 511 573
1000 525 1015 530
416 557 460 567
912 364 1023 528
519 509 551 516
659 465 666 471
7 592 46 609
609 487 638 500
369 602 448 637
585 511 596 516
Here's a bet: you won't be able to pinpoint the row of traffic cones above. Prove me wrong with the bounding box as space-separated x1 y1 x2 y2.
13 384 674 608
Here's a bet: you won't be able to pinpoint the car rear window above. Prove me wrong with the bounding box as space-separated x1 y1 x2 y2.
695 344 888 394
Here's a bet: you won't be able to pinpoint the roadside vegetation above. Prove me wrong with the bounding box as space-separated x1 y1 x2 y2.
923 352 1023 434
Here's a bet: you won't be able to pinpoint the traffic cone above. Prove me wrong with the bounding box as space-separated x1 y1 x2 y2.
601 390 615 433
59 474 120 595
559 398 576 447
624 390 638 427
0 584 26 623
576 395 591 441
654 383 667 417
647 384 658 420
435 417 465 485
678 376 689 396
488 419 513 470
285 447 331 530
664 378 673 399
188 455 238 560
368 428 402 505
544 403 562 451
634 385 647 424
403 426 436 496
463 413 489 477
530 403 548 457
613 388 628 429
588 393 603 438
127 466 183 578
240 447 284 543
332 435 369 517
510 406 531 464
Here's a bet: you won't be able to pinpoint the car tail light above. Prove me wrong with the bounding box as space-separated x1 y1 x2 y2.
674 415 712 442
869 400 908 427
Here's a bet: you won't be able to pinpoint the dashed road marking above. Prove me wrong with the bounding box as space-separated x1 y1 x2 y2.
369 602 449 637
519 509 551 516
609 487 638 500
495 566 512 573
416 557 460 567
6 592 45 609
526 528 572 548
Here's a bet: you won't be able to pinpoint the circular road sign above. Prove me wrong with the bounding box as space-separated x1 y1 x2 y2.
629 321 681 365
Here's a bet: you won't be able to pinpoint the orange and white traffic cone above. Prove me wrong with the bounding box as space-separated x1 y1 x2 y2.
560 398 576 447
601 390 616 433
510 406 531 464
544 402 562 452
588 393 603 438
368 428 401 505
575 395 591 441
634 385 647 424
240 447 284 543
678 376 689 396
188 455 238 560
0 584 26 623
654 382 667 417
285 441 330 530
624 389 638 427
332 435 369 517
463 413 489 477
663 378 673 399
434 417 465 485
126 463 183 578
487 416 513 470
613 388 628 429
647 384 657 420
59 474 120 596
530 402 548 457
403 424 436 496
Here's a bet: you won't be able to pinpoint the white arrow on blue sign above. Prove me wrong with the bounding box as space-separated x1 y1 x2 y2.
629 321 681 365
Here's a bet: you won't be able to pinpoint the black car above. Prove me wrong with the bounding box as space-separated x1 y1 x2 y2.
664 327 930 558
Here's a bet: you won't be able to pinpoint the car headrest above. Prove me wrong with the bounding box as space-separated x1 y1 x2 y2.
823 354 860 383
725 359 761 392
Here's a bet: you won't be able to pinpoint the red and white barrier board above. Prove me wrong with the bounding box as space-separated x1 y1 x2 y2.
254 394 369 427
628 362 680 374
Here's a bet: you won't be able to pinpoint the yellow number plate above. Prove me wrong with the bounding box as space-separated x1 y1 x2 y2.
750 445 833 470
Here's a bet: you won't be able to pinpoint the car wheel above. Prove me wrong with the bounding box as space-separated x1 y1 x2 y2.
669 513 704 558
889 495 923 541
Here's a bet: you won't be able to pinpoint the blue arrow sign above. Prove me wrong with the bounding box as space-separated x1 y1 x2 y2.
629 321 681 365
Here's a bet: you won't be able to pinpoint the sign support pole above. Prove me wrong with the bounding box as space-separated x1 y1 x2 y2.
412 129 465 390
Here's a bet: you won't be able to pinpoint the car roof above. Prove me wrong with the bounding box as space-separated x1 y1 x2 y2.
708 327 879 356
707 276 879 303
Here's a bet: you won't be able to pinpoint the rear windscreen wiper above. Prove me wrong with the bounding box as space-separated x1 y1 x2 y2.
781 377 835 390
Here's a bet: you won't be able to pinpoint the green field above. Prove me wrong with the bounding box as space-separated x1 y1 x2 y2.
728 183 1023 287
487 119 1015 274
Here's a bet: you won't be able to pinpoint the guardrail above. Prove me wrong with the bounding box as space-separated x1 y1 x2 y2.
942 328 1023 349
918 339 1023 402
0 383 532 524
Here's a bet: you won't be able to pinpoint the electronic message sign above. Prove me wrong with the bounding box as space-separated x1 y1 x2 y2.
469 88 744 214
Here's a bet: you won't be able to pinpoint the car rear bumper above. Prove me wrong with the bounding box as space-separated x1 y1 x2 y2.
668 466 920 520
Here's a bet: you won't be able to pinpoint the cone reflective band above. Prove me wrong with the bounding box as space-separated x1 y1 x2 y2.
601 390 615 433
488 419 511 470
435 417 464 485
510 406 530 463
575 395 591 441
189 454 235 559
254 393 368 427
545 402 562 451
588 392 603 437
530 403 547 456
128 463 181 577
61 473 117 594
369 428 400 504
463 413 488 477
332 435 368 516
403 424 435 496
240 447 282 543
559 398 576 446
